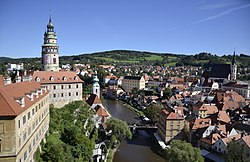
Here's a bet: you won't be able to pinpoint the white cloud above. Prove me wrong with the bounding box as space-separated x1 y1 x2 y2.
191 3 250 24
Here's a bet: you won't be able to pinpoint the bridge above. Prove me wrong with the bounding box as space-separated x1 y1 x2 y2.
128 123 158 132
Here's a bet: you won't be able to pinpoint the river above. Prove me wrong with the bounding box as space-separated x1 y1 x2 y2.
102 99 166 162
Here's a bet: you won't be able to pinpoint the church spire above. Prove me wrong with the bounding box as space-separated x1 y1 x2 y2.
232 50 236 65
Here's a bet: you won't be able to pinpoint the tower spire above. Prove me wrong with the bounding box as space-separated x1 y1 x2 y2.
232 49 236 65
49 9 52 22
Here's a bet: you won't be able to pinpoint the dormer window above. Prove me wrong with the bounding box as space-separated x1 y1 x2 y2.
35 77 40 82
49 76 54 81
74 76 78 80
62 76 67 81
25 92 34 101
14 96 25 108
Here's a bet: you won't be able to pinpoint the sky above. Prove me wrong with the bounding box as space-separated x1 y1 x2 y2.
0 0 250 58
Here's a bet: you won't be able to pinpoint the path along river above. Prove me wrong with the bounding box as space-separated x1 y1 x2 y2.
102 99 165 162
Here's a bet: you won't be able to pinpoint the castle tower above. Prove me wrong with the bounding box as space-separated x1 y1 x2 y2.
41 14 60 71
231 51 237 81
92 72 100 98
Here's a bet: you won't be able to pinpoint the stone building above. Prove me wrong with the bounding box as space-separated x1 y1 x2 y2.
32 71 83 108
0 82 50 162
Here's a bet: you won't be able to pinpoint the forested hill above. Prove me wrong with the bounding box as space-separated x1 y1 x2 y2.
1 50 250 68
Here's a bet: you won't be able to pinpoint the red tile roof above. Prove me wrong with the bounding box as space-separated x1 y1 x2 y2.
32 71 83 84
0 82 49 116
96 106 109 117
86 94 102 106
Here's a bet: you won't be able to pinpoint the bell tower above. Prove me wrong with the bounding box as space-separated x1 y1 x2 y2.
92 71 100 98
231 51 237 81
41 14 59 71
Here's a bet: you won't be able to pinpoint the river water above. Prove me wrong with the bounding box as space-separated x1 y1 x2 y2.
102 99 165 162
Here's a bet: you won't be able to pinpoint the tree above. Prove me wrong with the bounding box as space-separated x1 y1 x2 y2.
162 87 171 99
144 104 162 123
164 140 204 162
226 141 247 162
106 117 132 142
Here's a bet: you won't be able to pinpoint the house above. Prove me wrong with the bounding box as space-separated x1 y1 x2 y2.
32 71 83 108
193 102 218 118
0 82 50 162
157 108 184 143
121 76 145 93
212 134 241 154
222 82 250 99
86 94 102 109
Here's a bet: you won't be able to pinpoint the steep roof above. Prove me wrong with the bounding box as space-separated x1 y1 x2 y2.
32 71 83 84
207 64 231 79
86 94 102 106
0 82 49 116
96 106 109 117
241 135 250 148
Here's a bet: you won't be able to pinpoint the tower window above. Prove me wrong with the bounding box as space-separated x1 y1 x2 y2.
53 58 56 64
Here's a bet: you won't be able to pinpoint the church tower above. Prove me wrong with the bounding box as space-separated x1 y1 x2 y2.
231 51 237 81
92 72 100 98
41 14 60 71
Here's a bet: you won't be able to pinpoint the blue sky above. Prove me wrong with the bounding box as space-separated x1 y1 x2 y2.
0 0 249 58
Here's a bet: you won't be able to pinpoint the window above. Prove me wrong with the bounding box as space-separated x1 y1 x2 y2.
28 127 31 135
35 106 37 112
53 94 56 98
76 84 79 88
19 138 21 148
61 85 64 89
29 144 32 153
53 86 56 90
23 132 26 142
23 116 26 125
61 93 64 97
18 120 21 128
32 108 34 115
76 92 78 96
28 112 30 120
24 151 27 160
53 58 56 64
69 92 71 96
69 85 71 89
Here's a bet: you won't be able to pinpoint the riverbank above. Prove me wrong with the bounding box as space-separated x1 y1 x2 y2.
102 99 166 162
119 100 145 117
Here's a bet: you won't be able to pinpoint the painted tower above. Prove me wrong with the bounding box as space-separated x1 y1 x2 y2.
41 15 60 71
231 51 237 81
92 71 100 98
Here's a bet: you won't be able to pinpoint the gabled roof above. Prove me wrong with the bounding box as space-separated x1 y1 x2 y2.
96 106 109 117
205 64 231 79
0 82 49 116
86 94 102 106
241 135 250 148
32 71 83 84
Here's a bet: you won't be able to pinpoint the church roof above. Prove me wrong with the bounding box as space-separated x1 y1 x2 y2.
205 64 231 79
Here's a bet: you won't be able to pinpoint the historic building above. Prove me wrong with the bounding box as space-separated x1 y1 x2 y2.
121 76 145 93
157 108 185 143
32 71 83 108
201 51 237 85
92 72 100 99
41 15 60 71
0 82 50 162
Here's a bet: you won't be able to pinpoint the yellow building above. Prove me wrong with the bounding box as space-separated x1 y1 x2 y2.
157 108 184 143
0 82 50 162
121 76 145 93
